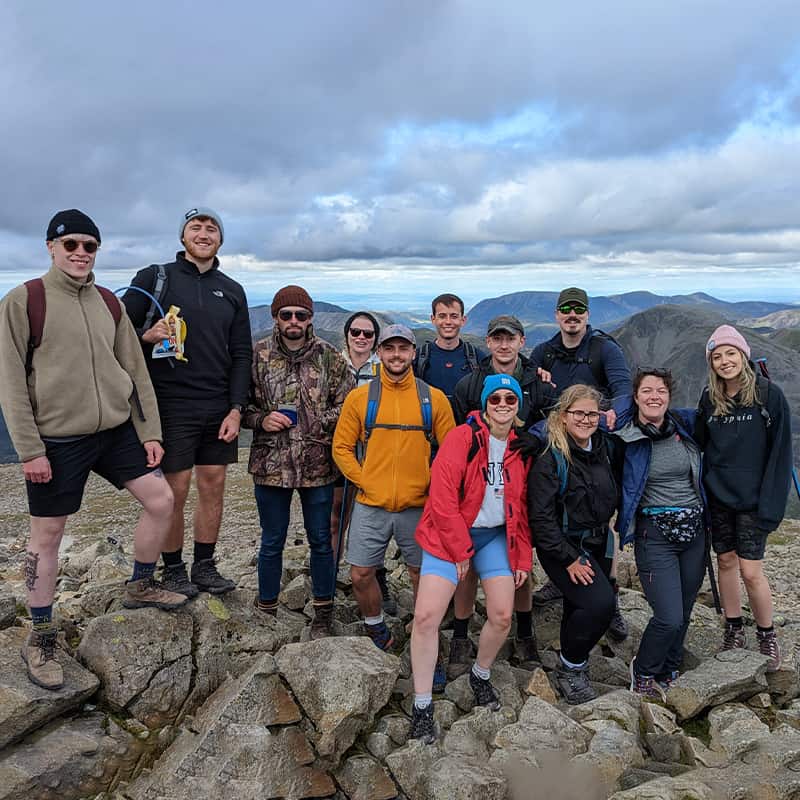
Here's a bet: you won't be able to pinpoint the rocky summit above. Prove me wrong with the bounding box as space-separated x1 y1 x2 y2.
1 460 800 799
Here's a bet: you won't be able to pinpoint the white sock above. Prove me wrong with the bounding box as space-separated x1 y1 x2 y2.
365 613 384 626
414 693 432 710
560 653 587 670
472 662 491 681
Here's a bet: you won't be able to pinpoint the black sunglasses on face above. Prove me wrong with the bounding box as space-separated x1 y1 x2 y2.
278 310 312 322
349 327 375 339
557 303 587 315
58 238 99 254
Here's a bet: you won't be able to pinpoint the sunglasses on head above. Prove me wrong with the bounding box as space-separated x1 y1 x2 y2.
487 392 519 406
58 238 99 254
349 327 375 339
278 309 312 322
557 303 587 315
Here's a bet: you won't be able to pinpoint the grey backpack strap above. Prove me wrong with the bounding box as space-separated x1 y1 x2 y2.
142 264 167 331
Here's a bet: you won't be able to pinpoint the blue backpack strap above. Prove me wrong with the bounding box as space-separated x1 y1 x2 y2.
364 375 382 441
552 448 570 533
414 378 433 440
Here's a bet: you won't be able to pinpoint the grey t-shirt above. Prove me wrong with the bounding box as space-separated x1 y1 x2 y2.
640 434 701 509
473 434 507 528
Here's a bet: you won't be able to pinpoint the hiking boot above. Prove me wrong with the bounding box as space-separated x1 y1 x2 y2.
409 703 436 744
469 670 501 711
365 620 394 651
190 559 236 595
310 603 335 640
757 629 781 672
447 637 473 679
433 656 447 694
533 579 563 606
513 635 542 670
555 663 597 705
607 594 629 642
722 621 746 651
629 658 666 702
657 670 679 692
123 576 189 610
160 562 199 599
376 568 397 616
21 627 63 690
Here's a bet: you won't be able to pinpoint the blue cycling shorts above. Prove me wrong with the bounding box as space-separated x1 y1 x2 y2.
420 525 513 586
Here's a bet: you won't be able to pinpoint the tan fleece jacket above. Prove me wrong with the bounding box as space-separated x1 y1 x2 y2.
0 265 162 461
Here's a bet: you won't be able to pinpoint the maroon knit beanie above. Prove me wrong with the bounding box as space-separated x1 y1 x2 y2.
271 285 313 317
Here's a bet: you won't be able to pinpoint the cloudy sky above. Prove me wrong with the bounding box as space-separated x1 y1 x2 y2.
2 1 800 311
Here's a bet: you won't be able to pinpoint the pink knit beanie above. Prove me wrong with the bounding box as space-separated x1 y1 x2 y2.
705 325 750 361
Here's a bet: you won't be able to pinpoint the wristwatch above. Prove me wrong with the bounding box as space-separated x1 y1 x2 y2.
230 404 244 413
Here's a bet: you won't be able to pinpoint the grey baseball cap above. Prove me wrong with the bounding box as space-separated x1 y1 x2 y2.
487 315 525 337
378 324 416 346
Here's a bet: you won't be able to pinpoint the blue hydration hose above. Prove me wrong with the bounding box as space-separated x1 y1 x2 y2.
113 286 166 319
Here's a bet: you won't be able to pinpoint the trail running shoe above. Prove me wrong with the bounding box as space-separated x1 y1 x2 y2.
469 670 501 711
409 703 436 744
365 620 394 651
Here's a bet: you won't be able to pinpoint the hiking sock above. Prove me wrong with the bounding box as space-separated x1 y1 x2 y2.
472 662 491 681
414 693 433 710
453 616 470 640
30 605 53 629
365 613 384 626
560 653 587 670
757 624 775 634
194 541 216 562
515 610 533 640
163 549 183 568
313 598 334 608
726 616 744 629
132 561 157 581
255 598 278 613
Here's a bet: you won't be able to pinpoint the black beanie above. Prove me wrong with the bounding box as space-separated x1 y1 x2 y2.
46 209 101 243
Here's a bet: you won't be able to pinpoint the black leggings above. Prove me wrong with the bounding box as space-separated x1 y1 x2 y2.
537 544 615 665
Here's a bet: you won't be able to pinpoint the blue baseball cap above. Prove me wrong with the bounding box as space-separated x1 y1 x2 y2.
481 374 523 410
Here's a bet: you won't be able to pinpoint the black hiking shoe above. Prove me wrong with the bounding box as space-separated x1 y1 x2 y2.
310 603 335 640
469 670 501 711
191 559 236 595
533 579 563 606
513 635 542 670
757 628 781 672
447 637 473 679
722 621 746 651
607 592 628 642
160 562 200 599
376 567 397 616
409 703 436 744
555 662 597 705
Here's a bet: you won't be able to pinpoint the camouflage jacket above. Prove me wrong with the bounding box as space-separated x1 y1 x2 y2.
243 328 355 487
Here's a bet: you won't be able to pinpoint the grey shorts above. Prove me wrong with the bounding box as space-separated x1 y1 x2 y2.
346 501 423 569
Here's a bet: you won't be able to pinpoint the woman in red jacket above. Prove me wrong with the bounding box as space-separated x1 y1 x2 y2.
409 374 532 744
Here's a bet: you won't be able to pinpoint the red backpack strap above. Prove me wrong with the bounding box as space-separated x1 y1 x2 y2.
96 285 122 326
24 278 46 377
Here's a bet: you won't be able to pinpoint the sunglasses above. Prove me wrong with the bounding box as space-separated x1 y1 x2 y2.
557 303 587 315
565 409 601 422
58 238 99 254
278 310 312 322
349 327 375 339
487 393 519 406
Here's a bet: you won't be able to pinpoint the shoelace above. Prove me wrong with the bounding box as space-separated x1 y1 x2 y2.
723 625 743 649
40 633 57 661
758 633 779 658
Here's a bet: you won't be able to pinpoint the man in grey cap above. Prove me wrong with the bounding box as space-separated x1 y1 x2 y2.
449 314 556 677
122 207 252 598
334 324 455 654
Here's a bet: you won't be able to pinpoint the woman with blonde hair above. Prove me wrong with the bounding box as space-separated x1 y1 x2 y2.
527 384 618 704
696 325 792 669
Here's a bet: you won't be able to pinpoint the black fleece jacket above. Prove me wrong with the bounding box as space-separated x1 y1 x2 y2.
527 432 619 566
122 252 252 413
694 374 793 530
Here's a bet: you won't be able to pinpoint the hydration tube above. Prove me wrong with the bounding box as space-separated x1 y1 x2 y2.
113 286 166 319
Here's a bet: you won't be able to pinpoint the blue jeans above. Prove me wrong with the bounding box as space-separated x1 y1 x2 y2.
634 515 706 678
254 483 335 603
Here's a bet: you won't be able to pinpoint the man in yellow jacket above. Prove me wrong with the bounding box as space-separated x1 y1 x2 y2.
334 324 455 652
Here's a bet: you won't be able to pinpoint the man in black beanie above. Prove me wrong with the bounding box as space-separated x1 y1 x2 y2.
122 208 252 598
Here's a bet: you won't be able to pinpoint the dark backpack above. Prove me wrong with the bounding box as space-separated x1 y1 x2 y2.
142 263 169 332
25 278 122 377
361 376 434 462
539 330 619 391
415 339 480 380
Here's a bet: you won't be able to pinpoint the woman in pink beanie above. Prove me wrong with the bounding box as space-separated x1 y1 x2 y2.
695 325 793 671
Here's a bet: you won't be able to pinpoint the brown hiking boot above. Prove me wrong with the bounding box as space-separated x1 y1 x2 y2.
310 603 335 640
21 627 64 690
123 576 189 610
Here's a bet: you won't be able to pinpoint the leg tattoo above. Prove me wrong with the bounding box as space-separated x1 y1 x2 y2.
24 551 40 592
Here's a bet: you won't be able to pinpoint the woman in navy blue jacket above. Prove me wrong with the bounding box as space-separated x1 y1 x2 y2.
614 368 707 699
695 325 792 671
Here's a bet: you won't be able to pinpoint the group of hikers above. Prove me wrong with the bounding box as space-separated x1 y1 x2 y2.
0 208 793 747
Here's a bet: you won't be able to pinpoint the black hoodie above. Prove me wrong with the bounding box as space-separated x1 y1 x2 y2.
694 374 793 530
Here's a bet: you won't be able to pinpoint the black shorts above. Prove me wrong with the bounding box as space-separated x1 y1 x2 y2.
709 496 768 561
27 421 154 517
160 409 238 473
